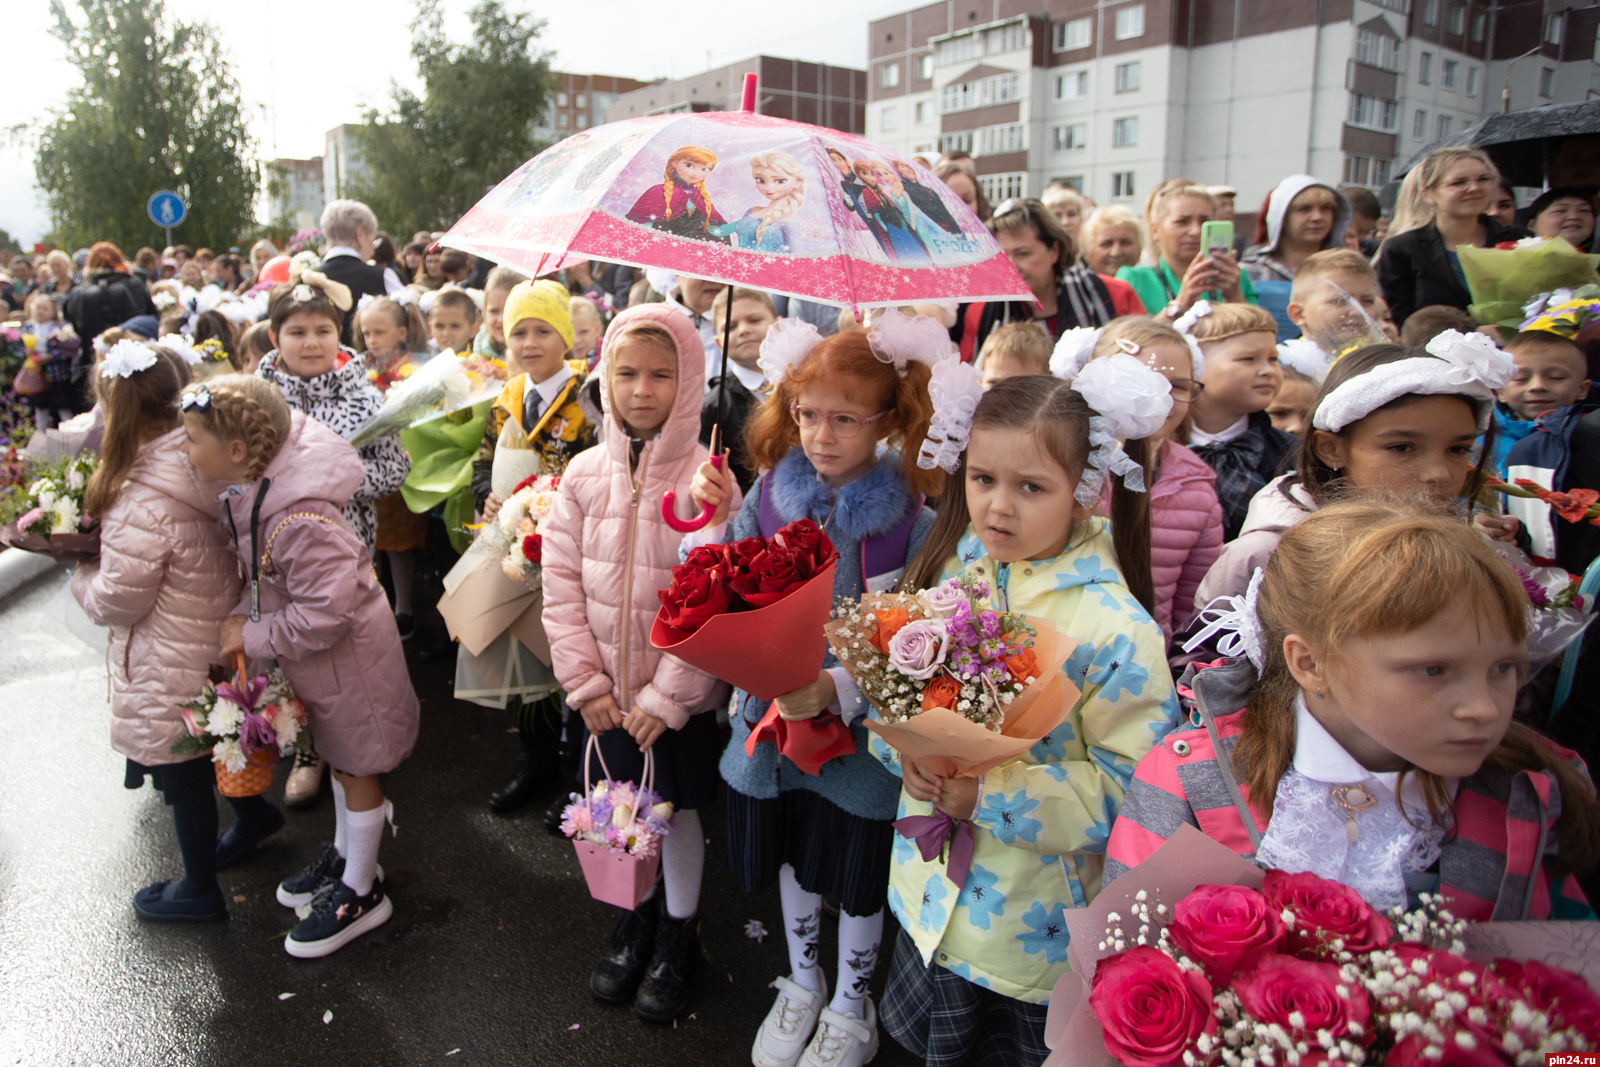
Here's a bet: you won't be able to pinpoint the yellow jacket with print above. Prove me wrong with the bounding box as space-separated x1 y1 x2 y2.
471 361 594 509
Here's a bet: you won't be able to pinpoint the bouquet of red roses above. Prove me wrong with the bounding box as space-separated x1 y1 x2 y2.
651 519 848 773
1044 825 1600 1067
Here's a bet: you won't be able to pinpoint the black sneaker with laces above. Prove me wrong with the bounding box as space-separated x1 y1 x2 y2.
634 909 700 1023
591 899 658 1004
284 880 392 959
276 843 385 909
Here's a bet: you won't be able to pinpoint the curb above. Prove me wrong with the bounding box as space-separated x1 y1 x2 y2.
0 548 62 603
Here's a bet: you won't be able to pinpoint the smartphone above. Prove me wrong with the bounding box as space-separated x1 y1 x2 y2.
1201 220 1234 258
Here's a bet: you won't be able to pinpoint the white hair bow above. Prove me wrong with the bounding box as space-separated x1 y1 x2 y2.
100 339 158 379
756 317 824 386
157 334 203 366
1068 352 1173 507
1182 569 1267 670
866 308 954 377
918 355 984 474
1424 328 1516 393
1171 300 1211 380
1050 327 1102 382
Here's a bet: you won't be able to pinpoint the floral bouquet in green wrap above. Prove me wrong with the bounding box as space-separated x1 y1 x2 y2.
1459 236 1600 332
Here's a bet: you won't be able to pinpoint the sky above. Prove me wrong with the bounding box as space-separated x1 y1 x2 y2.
0 0 904 247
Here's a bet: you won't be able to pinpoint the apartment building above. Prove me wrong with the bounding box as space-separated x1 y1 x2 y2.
323 124 368 206
265 157 325 230
605 56 868 134
535 72 657 142
867 0 1600 213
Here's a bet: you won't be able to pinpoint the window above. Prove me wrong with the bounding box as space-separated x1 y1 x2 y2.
1446 3 1464 34
1422 0 1438 26
557 112 569 128
1115 61 1141 92
1467 67 1480 96
576 93 587 108
918 55 934 80
1112 171 1137 199
556 92 569 107
978 173 1027 201
1348 93 1399 131
977 124 1026 155
1055 70 1089 100
1540 67 1556 98
1441 58 1457 89
1114 4 1145 40
938 131 974 154
576 115 587 129
915 101 932 124
1344 156 1391 186
1374 159 1393 186
1112 116 1139 146
1053 124 1088 151
982 21 1029 54
1055 16 1092 51
1471 12 1486 41
1547 13 1564 45
881 105 899 131
880 63 900 89
1357 29 1401 71
1418 52 1432 85
1413 108 1428 138
941 71 1021 113
1054 176 1085 191
1437 114 1452 138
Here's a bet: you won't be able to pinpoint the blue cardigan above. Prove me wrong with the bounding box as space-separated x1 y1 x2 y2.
719 449 934 821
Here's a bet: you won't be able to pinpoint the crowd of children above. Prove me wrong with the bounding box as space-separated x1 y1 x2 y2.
13 160 1600 1067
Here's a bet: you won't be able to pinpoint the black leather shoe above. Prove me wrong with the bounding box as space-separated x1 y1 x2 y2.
488 719 559 814
634 909 699 1023
542 791 570 835
591 902 658 1004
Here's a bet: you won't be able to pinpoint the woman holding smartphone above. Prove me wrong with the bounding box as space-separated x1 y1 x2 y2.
1118 183 1259 322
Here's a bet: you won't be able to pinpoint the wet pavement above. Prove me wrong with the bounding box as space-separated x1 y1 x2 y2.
0 566 920 1067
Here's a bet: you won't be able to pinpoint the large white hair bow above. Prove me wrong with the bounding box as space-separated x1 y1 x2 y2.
866 308 954 377
156 334 203 366
1182 569 1267 670
1424 328 1516 393
1277 336 1334 383
1050 326 1102 382
918 355 984 474
100 339 158 379
1069 352 1173 507
757 317 824 386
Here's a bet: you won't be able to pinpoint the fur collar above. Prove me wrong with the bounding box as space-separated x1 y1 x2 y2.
770 448 915 543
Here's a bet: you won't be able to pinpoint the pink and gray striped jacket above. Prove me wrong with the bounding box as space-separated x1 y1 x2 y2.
1104 658 1593 922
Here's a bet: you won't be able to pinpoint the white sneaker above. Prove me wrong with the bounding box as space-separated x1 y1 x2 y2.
753 974 828 1067
801 998 879 1067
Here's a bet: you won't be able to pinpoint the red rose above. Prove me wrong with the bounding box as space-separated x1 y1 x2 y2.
1263 869 1392 959
730 545 817 608
920 676 961 711
521 533 542 563
657 565 732 633
1234 954 1369 1040
1167 884 1285 984
1383 1033 1502 1067
773 518 838 570
1494 958 1600 1038
1089 946 1215 1067
683 544 729 575
721 535 766 580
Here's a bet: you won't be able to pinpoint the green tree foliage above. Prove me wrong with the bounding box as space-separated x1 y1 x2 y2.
351 1 554 236
34 0 259 253
0 230 22 254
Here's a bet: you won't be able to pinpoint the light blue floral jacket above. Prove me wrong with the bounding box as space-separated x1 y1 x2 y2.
871 519 1180 1004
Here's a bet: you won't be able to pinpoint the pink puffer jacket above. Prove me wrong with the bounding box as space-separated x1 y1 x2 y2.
542 304 743 729
224 411 419 777
72 427 241 766
1149 440 1224 639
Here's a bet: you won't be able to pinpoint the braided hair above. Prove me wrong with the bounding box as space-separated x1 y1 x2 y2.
181 373 291 481
660 146 719 226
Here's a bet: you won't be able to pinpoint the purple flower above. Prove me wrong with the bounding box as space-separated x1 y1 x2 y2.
980 637 1004 659
888 619 950 680
951 649 979 677
1515 566 1551 607
979 612 1003 640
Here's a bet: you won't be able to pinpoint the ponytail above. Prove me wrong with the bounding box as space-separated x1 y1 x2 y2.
1110 434 1155 614
83 346 191 518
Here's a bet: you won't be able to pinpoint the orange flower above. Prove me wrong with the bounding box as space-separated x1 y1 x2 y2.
1004 645 1040 685
1549 488 1600 524
920 676 961 711
869 608 911 654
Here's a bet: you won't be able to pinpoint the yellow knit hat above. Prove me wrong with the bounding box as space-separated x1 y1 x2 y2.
504 279 575 352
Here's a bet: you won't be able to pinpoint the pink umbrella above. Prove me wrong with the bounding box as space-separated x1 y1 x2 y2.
440 75 1029 529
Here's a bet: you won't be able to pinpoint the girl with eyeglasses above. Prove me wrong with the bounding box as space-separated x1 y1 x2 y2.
688 319 941 1067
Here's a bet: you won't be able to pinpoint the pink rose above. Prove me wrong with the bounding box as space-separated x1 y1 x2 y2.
16 507 42 533
1494 958 1600 1038
1263 869 1391 959
1383 1034 1502 1067
920 581 966 619
1233 954 1369 1040
179 708 202 738
1167 883 1285 984
1089 946 1215 1067
887 618 949 680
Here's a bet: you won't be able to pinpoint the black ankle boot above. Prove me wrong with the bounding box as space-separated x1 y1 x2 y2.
591 900 658 1004
634 908 699 1023
489 713 558 814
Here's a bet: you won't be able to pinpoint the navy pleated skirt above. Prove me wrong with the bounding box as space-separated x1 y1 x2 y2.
724 785 894 917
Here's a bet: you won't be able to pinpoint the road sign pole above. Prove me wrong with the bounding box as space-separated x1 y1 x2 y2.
164 227 172 249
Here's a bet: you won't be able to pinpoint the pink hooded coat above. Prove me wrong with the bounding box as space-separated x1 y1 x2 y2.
541 304 743 729
1148 440 1225 638
72 428 241 766
223 410 419 776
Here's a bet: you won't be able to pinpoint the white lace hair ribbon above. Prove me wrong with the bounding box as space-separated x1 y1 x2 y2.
1172 300 1211 380
1277 336 1334 384
1312 329 1510 433
1182 569 1267 670
866 307 955 377
1049 326 1102 381
357 293 378 313
100 339 158 379
918 355 984 473
156 334 203 366
757 317 825 387
1069 351 1173 507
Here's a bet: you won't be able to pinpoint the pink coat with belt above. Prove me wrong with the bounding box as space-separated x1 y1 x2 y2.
541 304 743 729
72 428 241 766
223 410 419 776
1148 440 1224 639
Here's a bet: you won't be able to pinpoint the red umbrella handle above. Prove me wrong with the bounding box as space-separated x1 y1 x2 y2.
661 454 723 533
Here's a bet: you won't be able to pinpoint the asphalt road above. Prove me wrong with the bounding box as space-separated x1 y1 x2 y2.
0 566 921 1067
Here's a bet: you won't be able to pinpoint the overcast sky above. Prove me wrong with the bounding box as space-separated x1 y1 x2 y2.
0 0 900 246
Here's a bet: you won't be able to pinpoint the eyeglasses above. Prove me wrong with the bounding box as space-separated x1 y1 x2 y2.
180 385 212 412
789 404 888 438
1168 378 1204 404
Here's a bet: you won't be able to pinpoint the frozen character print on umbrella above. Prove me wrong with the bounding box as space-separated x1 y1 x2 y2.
854 161 930 266
877 161 948 253
894 160 962 237
709 150 808 253
826 146 869 216
624 146 730 243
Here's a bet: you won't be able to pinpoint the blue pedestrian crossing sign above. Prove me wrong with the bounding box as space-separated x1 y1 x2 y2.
147 190 187 229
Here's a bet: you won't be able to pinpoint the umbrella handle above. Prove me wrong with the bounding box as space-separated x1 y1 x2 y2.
661 454 723 533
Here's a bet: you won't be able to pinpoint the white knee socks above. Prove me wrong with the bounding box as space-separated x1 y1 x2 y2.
661 809 704 920
332 778 349 857
829 908 884 1018
341 803 387 896
779 863 824 993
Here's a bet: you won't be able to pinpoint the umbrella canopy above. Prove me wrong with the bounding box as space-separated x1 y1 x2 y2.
438 109 1030 311
1397 100 1600 186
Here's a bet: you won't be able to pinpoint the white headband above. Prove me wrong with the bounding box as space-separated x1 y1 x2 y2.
1182 569 1267 670
918 356 983 474
100 339 158 379
1311 329 1512 433
1068 352 1173 507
